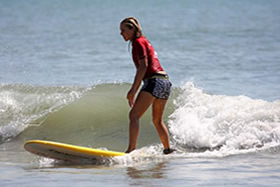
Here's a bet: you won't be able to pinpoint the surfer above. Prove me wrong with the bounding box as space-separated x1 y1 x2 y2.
120 17 174 154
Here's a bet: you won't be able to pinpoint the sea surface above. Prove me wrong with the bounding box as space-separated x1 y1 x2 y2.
1 0 280 186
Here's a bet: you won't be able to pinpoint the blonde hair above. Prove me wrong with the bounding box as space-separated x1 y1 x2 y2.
121 17 143 42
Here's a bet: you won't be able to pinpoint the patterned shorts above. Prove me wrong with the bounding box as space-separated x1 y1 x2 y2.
141 74 172 100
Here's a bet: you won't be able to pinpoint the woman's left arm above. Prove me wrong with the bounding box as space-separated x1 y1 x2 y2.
127 58 148 107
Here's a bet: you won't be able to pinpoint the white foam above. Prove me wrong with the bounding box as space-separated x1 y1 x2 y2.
168 82 280 155
0 84 88 141
111 145 177 167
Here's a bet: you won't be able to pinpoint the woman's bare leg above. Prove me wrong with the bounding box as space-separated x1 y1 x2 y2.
152 99 170 150
126 91 155 153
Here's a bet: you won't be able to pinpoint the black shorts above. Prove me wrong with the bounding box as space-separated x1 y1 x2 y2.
141 74 172 100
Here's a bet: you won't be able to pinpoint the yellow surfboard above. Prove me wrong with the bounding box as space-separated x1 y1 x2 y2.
24 140 126 163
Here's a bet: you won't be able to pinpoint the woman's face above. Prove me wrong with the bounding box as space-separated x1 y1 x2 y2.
120 23 134 41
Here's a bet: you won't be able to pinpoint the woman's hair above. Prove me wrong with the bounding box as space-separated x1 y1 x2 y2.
121 17 143 42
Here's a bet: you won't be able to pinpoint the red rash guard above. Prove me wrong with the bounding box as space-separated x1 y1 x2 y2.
132 36 164 80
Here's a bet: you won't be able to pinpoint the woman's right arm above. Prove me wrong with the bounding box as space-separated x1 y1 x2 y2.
127 58 148 107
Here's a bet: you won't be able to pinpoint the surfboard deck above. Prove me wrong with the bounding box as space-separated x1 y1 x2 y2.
24 140 126 163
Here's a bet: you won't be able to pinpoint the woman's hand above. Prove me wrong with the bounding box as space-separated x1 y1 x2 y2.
127 88 136 107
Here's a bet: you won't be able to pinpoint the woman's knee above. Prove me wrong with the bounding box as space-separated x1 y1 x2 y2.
153 118 163 127
129 110 139 122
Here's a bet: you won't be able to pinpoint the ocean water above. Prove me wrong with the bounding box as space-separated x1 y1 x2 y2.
1 0 280 186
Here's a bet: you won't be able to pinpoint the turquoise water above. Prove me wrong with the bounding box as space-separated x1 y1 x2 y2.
1 0 280 186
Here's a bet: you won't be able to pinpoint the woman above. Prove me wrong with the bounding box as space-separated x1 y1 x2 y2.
120 17 174 154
